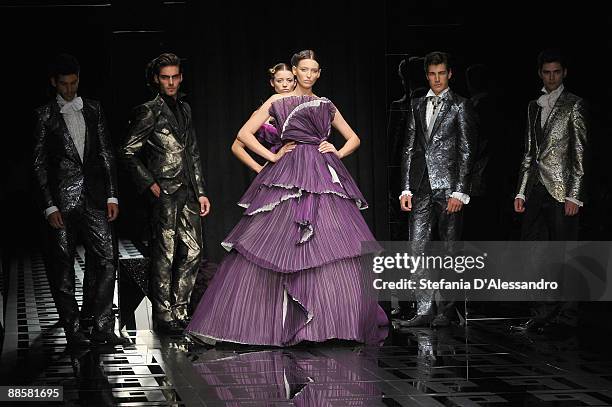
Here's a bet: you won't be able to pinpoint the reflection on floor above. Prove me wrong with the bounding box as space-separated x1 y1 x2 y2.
1 250 612 406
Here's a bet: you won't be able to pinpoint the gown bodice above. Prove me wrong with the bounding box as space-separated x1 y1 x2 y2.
269 95 336 145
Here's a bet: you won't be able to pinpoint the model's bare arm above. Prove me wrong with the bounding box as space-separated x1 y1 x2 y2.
326 109 360 159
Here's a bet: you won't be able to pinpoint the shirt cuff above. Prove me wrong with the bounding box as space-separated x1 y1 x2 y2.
565 197 583 207
44 206 59 217
107 197 119 205
451 192 470 204
399 190 412 199
515 193 526 201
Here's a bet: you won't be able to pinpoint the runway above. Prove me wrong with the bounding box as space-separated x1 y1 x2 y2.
1 243 612 406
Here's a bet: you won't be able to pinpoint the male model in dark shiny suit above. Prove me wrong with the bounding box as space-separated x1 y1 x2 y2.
121 53 210 334
33 54 127 346
511 49 588 335
399 51 477 327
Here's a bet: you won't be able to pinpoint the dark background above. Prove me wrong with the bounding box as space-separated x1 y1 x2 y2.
0 0 386 262
0 1 610 265
385 2 612 241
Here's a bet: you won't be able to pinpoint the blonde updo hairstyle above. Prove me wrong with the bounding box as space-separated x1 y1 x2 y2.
268 62 292 78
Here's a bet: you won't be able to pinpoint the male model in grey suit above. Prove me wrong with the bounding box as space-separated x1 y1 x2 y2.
121 53 211 334
399 51 477 327
511 49 588 335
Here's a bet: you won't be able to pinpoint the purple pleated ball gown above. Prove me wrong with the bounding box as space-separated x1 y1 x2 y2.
187 95 388 346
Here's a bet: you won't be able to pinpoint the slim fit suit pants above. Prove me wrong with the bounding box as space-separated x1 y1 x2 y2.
45 199 116 334
409 189 463 316
149 184 202 322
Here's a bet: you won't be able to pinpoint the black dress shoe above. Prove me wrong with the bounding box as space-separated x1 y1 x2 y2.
90 331 131 346
509 318 544 333
154 319 184 334
66 330 91 347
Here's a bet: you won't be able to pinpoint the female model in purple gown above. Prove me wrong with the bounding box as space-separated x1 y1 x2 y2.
231 63 295 173
187 50 388 346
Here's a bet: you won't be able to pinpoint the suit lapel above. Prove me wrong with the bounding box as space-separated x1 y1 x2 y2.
179 101 190 140
418 97 428 144
542 90 567 137
159 97 181 139
529 101 539 127
52 102 82 165
428 91 452 144
81 100 95 165
529 101 540 138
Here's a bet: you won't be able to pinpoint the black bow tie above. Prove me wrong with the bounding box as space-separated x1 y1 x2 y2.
429 95 442 110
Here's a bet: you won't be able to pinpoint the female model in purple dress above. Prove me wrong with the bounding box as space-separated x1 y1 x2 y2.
187 50 388 346
231 63 295 173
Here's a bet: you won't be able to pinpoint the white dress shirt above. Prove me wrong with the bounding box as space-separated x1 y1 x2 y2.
538 83 564 128
400 87 470 204
57 94 86 161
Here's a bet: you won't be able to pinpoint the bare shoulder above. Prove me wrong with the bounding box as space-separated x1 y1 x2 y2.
269 93 286 102
265 93 290 105
257 93 284 111
270 93 300 104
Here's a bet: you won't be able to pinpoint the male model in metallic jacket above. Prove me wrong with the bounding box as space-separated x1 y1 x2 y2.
121 53 210 333
511 49 588 335
514 49 587 240
399 51 477 327
33 54 127 346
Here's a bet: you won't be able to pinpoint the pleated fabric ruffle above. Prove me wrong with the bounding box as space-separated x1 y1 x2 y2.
238 144 367 212
224 192 378 273
187 252 387 346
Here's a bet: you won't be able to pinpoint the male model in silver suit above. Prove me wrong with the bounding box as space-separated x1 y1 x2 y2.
121 53 211 334
33 54 128 346
511 49 588 335
399 51 477 327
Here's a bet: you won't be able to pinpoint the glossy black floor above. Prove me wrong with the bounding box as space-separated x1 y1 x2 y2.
2 248 612 406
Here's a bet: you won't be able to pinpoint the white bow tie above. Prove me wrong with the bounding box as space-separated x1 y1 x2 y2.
60 96 83 114
537 85 563 109
537 93 554 108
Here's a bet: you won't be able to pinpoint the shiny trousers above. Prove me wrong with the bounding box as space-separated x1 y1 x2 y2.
45 201 116 334
409 189 463 316
149 185 202 322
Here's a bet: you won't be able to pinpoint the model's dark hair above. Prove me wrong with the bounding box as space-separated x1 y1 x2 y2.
268 62 292 79
48 53 80 78
424 51 451 72
537 48 566 70
291 50 319 68
146 53 182 89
